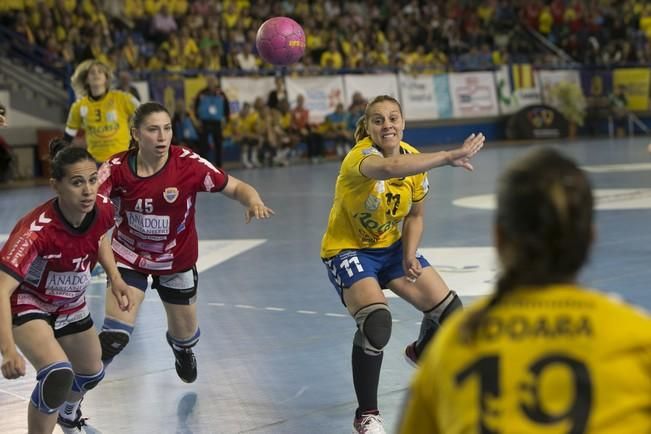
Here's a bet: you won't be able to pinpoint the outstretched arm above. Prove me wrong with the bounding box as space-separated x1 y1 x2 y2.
220 176 275 223
360 133 485 180
0 271 25 379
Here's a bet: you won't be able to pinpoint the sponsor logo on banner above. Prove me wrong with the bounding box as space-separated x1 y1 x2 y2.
126 212 170 235
506 104 568 139
449 72 499 117
613 68 651 111
399 73 438 121
286 75 345 123
164 187 179 203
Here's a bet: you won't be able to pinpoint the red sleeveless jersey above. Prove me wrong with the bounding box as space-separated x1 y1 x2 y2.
98 146 228 274
0 196 115 315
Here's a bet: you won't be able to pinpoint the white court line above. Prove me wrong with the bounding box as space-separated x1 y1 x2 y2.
296 310 317 315
324 313 347 317
264 307 285 311
234 304 256 309
0 388 29 401
207 302 225 306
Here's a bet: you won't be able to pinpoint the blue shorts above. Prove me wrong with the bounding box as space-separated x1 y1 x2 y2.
323 240 430 305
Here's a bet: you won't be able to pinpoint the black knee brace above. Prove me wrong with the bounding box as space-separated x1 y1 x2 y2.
353 303 392 355
416 290 462 355
99 330 131 362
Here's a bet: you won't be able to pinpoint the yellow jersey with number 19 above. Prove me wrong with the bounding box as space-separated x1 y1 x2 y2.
399 284 651 434
65 90 139 163
320 137 429 259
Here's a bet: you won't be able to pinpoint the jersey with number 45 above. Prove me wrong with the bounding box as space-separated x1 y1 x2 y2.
98 146 228 274
0 196 115 315
400 284 651 434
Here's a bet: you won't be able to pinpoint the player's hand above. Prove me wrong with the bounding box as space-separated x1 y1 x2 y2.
1 349 26 379
449 133 485 171
0 114 6 127
402 256 422 283
110 277 135 312
245 202 275 223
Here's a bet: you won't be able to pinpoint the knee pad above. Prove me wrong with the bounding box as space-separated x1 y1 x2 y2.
418 291 463 348
30 361 74 414
426 290 462 325
353 304 392 355
166 328 200 350
99 318 134 363
72 365 105 393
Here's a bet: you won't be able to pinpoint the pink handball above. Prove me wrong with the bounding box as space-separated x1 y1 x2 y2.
255 17 306 66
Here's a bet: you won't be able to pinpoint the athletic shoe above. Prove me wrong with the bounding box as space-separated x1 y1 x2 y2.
404 341 418 367
57 407 88 434
166 334 197 383
353 412 386 434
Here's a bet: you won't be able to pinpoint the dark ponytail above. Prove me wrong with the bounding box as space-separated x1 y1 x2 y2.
460 148 594 342
129 101 171 151
48 137 96 180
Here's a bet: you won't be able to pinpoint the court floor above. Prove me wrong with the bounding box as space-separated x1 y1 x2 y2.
1 137 650 433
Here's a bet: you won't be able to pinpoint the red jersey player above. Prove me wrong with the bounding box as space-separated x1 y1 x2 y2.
96 102 274 385
0 141 132 433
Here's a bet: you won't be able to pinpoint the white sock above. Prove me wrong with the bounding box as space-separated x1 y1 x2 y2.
59 399 81 421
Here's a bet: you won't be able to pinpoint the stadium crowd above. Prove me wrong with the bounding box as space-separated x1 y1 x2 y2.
4 0 649 76
2 0 651 169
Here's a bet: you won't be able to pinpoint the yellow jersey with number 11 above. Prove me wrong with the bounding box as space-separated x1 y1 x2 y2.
399 284 651 434
320 137 429 259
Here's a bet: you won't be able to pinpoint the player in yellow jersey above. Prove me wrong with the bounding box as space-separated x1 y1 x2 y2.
399 148 651 434
64 59 139 163
320 95 485 434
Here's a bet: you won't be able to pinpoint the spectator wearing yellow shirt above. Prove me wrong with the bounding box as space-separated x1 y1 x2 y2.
320 40 343 69
223 1 239 29
179 28 201 69
121 36 141 70
232 102 262 169
539 6 554 36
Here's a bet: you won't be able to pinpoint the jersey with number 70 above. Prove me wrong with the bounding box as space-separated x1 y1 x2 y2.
98 146 228 274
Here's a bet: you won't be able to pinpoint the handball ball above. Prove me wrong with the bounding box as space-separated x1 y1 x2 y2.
256 17 306 66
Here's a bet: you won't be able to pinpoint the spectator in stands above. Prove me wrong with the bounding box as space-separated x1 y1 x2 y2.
150 4 178 45
172 99 199 151
117 71 141 101
234 43 259 72
324 103 352 158
0 104 11 181
320 40 344 69
232 101 261 169
291 94 324 163
609 84 629 137
64 59 140 163
194 75 230 168
267 76 287 111
121 36 141 70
